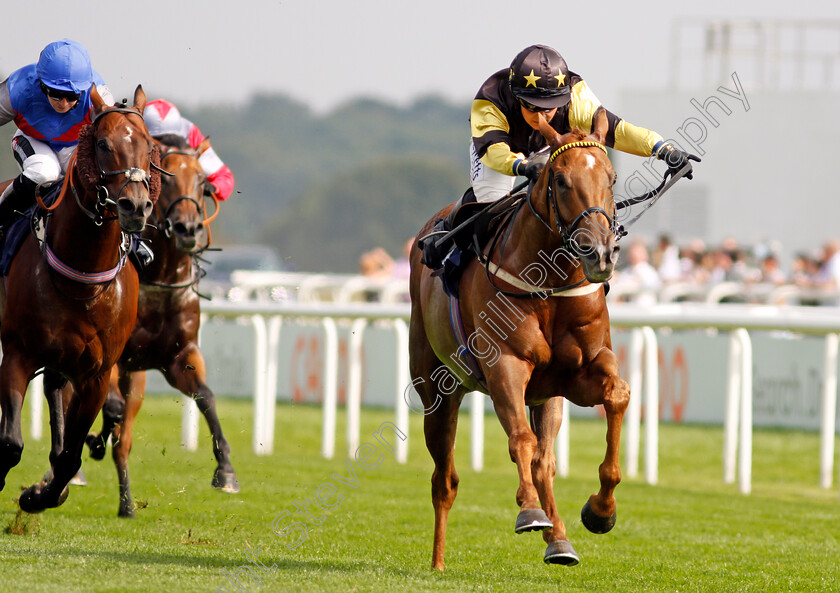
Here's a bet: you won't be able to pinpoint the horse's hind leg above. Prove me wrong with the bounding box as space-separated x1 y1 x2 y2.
111 370 146 518
420 371 464 572
578 349 630 534
530 398 579 565
410 314 465 570
163 345 239 493
0 352 34 491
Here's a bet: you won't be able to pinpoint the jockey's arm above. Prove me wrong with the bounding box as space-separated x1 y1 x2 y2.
186 122 235 200
0 80 15 126
470 99 525 176
567 80 663 157
95 83 116 107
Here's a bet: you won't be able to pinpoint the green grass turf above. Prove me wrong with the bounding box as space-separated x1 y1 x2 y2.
0 395 838 592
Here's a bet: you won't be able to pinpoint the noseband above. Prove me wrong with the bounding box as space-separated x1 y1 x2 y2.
528 141 621 257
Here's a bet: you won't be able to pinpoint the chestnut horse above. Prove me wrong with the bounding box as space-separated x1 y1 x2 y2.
84 134 240 517
0 86 159 513
409 115 629 569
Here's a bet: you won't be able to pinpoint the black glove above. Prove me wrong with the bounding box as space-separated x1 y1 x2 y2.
514 159 542 182
656 143 700 180
203 181 217 197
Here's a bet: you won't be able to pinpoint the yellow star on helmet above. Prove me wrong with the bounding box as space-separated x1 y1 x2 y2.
524 69 541 88
555 72 566 87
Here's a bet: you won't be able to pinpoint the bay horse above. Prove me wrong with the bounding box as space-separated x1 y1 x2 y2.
84 134 240 517
409 114 629 569
0 86 160 513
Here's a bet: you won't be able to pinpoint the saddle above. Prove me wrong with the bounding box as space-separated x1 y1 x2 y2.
419 187 525 297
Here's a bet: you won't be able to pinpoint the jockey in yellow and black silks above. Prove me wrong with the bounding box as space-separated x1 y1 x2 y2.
469 44 699 203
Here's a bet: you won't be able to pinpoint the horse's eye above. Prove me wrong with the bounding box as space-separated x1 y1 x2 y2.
97 138 111 152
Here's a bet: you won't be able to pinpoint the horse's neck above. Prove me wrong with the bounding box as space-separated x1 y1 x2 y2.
143 233 193 284
500 207 585 284
47 182 123 272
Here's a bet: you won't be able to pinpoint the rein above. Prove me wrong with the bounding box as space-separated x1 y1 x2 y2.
36 106 155 288
480 142 615 299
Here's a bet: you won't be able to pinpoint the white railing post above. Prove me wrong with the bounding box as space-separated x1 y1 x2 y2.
642 327 659 485
470 391 484 471
30 374 44 441
723 330 743 484
819 333 838 489
346 318 367 458
321 317 338 459
261 316 283 455
737 328 753 495
393 319 410 463
625 328 644 478
556 397 570 478
251 315 269 455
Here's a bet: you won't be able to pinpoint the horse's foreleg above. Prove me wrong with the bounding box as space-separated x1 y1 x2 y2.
19 373 109 513
111 370 145 518
0 353 33 491
530 398 579 565
85 366 125 461
163 346 239 493
44 370 68 471
579 348 630 534
487 360 550 534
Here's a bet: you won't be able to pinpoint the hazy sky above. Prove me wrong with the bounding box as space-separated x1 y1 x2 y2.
4 1 839 113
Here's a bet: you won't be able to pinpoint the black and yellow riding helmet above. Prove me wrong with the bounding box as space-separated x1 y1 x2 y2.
508 45 571 110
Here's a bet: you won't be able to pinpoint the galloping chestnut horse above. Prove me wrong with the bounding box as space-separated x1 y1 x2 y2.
0 86 159 513
84 134 239 517
409 114 629 569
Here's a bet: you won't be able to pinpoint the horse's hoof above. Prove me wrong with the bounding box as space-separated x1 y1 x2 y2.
118 506 136 519
70 469 87 487
581 500 616 534
19 484 46 514
212 469 240 494
85 434 106 460
544 539 580 566
514 508 553 533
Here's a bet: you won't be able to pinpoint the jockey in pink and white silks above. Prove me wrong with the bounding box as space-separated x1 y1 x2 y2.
143 99 235 201
0 39 114 228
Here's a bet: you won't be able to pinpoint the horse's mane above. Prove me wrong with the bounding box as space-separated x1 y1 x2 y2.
76 123 162 202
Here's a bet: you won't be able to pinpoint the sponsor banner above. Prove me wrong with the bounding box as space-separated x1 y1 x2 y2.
145 320 839 432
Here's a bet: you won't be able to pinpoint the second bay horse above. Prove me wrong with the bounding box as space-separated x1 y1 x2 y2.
409 114 629 569
85 134 239 517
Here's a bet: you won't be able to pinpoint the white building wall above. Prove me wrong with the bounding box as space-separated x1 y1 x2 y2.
613 83 839 257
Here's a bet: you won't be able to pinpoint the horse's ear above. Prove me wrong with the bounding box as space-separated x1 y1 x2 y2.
132 85 147 114
90 84 106 116
589 108 608 144
537 112 562 146
197 137 211 157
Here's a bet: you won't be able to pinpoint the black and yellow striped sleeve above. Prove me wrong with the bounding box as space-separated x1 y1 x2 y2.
567 80 663 157
470 99 525 176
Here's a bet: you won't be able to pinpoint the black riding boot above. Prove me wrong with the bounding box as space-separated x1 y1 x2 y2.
419 188 476 270
0 175 37 233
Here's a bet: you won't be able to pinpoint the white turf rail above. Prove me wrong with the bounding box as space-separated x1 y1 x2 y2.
28 302 839 497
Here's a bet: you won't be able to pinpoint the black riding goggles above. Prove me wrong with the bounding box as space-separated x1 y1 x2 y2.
40 81 80 102
517 98 553 113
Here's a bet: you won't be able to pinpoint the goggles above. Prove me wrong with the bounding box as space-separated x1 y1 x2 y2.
40 81 80 103
518 98 553 113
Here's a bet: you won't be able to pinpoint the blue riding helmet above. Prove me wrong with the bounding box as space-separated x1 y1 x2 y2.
36 39 93 94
